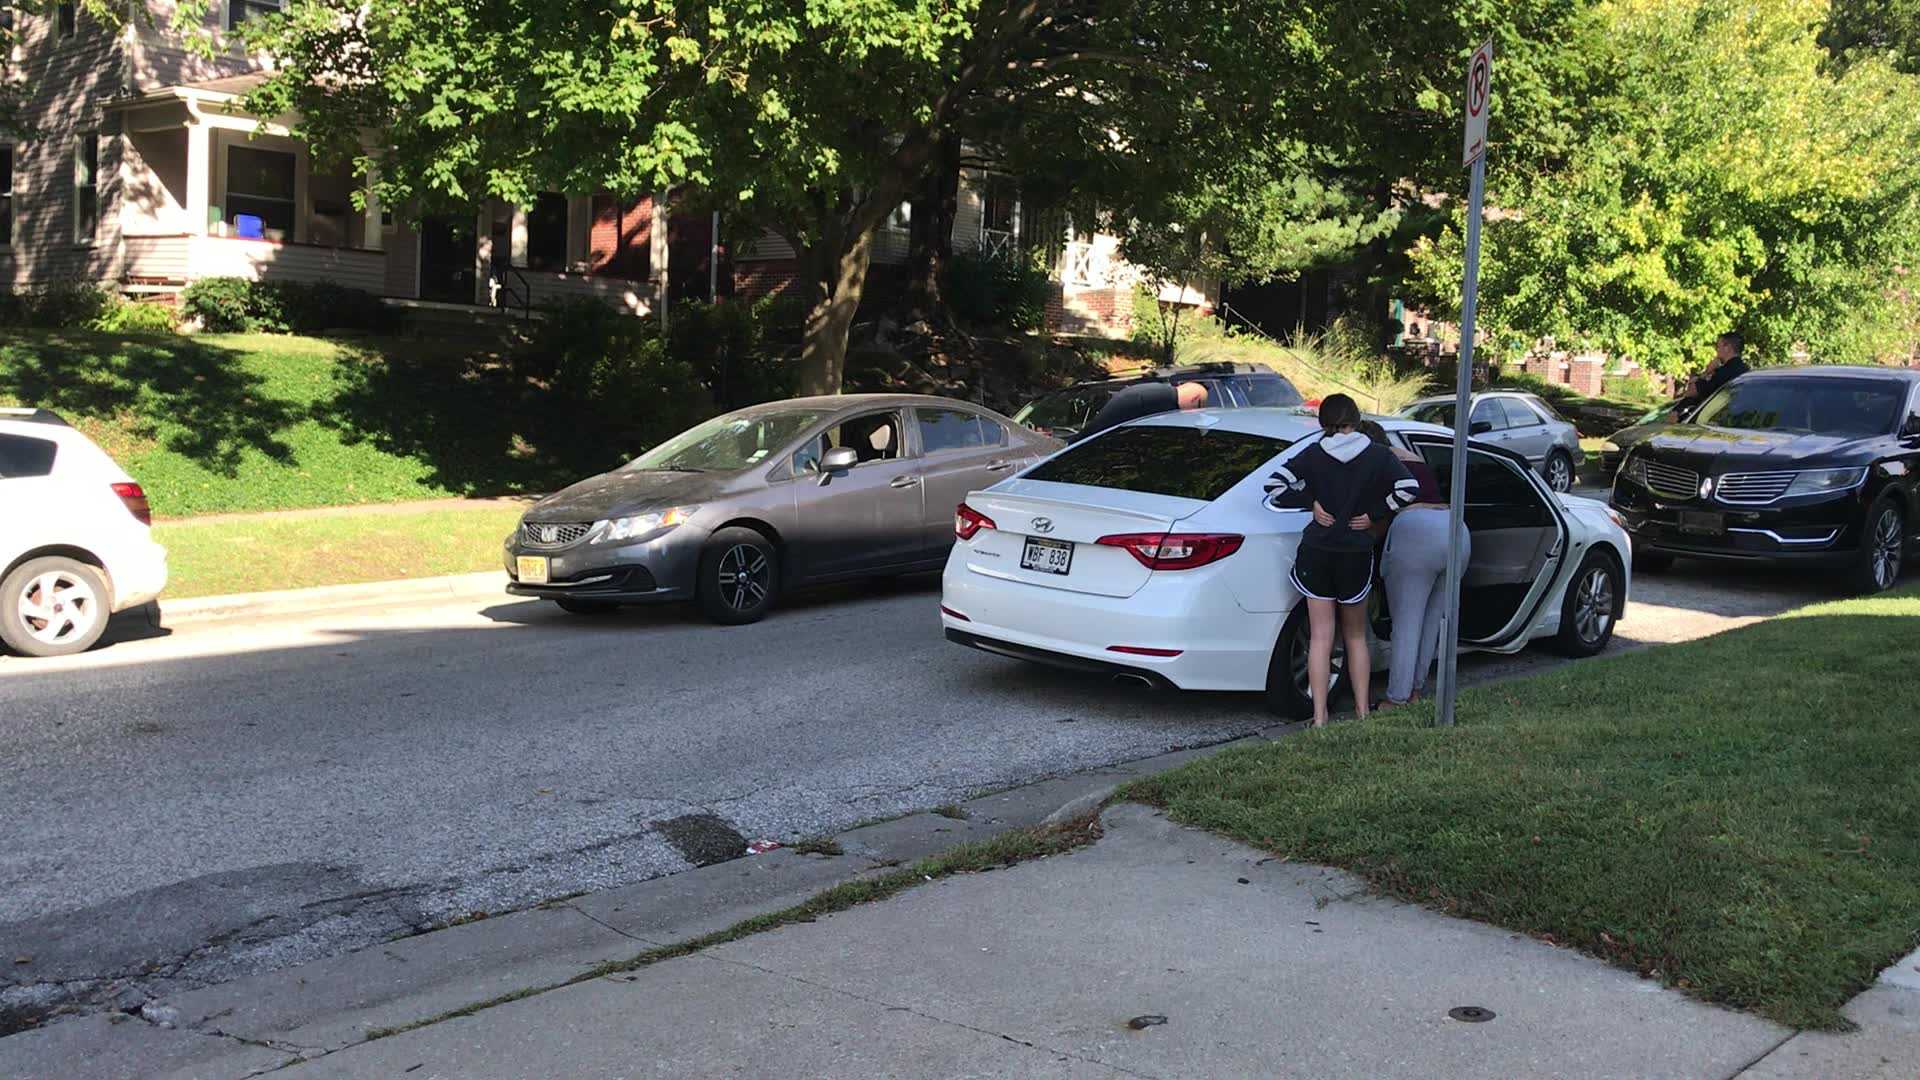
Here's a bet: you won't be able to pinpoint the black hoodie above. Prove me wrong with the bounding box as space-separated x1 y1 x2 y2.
1264 432 1418 552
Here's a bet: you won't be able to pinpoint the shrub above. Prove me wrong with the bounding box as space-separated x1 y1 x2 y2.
182 277 257 332
90 297 181 335
181 277 395 334
669 298 795 409
946 249 1050 332
0 280 115 328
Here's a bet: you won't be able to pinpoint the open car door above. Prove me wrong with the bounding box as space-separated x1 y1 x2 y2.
1395 435 1572 647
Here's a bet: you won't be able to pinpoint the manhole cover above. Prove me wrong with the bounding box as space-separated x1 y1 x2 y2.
1448 1006 1496 1023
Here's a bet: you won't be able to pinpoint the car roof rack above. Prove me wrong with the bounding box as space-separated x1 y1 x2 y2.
0 407 69 427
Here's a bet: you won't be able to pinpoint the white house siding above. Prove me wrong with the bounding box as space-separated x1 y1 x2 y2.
520 271 653 317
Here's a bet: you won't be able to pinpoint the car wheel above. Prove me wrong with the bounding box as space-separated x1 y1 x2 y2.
1545 449 1576 494
555 598 620 616
697 527 780 625
1264 602 1344 720
1851 494 1905 595
1632 549 1674 574
0 557 112 658
1552 550 1622 657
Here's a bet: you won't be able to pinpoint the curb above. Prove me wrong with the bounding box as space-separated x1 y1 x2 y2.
159 571 509 626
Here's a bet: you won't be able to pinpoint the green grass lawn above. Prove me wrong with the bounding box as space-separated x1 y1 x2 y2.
1130 588 1920 1031
154 506 523 598
0 329 577 516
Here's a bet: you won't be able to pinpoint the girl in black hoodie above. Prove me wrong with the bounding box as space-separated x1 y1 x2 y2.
1265 395 1418 727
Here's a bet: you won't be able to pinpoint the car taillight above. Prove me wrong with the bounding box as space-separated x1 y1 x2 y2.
111 482 152 526
956 503 996 540
1096 532 1244 570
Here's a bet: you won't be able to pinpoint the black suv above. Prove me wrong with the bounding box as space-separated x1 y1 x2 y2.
1609 366 1920 592
1011 363 1304 442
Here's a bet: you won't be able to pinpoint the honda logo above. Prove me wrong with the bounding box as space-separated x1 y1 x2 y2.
1030 516 1055 534
538 525 558 543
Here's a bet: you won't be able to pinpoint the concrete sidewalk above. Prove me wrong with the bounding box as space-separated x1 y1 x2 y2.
213 807 1795 1078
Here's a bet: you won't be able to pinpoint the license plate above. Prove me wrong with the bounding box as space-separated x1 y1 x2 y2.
516 555 550 584
1020 536 1074 575
1678 511 1725 536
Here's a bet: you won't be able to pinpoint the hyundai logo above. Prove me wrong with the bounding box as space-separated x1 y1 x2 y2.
538 525 558 543
1031 516 1055 534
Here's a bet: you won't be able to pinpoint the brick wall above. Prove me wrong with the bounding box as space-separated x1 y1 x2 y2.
589 195 652 278
1568 356 1604 397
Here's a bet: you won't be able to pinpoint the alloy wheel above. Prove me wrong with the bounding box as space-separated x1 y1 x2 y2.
1573 565 1615 644
15 570 100 649
1872 507 1903 590
1548 454 1573 493
716 544 771 612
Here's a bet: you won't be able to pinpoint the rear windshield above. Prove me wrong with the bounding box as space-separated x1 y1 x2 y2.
1023 426 1288 501
1233 374 1306 407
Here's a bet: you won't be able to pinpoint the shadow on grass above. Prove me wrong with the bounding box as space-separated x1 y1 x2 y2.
0 331 296 475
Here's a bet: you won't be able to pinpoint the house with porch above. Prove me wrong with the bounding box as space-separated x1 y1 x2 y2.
0 1 1204 335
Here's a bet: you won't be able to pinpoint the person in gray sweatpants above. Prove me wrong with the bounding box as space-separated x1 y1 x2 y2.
1381 502 1469 705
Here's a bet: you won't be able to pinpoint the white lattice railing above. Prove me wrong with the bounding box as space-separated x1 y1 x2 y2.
1060 240 1136 288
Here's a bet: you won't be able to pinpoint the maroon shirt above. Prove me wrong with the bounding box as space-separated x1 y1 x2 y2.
1404 458 1444 504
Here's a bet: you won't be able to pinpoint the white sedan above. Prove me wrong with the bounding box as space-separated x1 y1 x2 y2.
940 408 1630 717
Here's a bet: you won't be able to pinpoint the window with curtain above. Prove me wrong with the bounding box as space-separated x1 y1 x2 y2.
73 135 97 244
227 146 296 240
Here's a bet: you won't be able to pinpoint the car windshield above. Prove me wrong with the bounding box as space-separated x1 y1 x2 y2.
1014 386 1116 433
1023 426 1289 501
1692 377 1903 437
623 409 832 473
1405 401 1457 427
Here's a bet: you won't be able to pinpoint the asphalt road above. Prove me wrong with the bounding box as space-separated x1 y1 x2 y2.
0 552 1838 1030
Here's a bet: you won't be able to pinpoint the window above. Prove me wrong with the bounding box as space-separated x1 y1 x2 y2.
72 134 97 245
1228 374 1305 408
1525 394 1568 422
983 176 1019 237
227 0 281 29
0 145 12 247
793 412 905 473
1415 444 1549 521
226 146 296 240
1694 377 1904 437
1026 426 1288 502
0 434 57 478
916 408 1001 453
526 193 569 272
55 2 75 37
1469 397 1507 431
1496 397 1542 428
1013 386 1113 437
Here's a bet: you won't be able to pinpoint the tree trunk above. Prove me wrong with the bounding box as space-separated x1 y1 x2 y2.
906 134 962 322
796 225 877 397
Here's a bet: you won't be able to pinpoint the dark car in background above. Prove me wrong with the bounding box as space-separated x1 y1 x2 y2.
1609 367 1920 593
1598 403 1683 479
505 395 1061 624
1011 363 1304 442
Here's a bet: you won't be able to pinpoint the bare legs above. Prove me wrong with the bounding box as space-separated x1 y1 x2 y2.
1307 596 1373 728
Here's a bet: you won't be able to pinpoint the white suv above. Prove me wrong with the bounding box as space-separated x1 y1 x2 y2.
0 409 169 657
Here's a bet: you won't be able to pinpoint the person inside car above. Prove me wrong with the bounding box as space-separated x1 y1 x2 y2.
1264 395 1418 727
1079 380 1208 440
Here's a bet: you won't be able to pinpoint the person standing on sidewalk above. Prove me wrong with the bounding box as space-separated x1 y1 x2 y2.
1670 331 1748 421
1264 395 1418 727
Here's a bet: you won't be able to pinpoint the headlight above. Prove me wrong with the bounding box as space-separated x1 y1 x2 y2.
594 506 696 543
1783 468 1867 497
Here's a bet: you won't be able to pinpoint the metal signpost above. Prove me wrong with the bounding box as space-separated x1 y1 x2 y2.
1435 38 1493 728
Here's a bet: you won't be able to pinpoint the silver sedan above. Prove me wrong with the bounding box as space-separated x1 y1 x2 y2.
1399 390 1585 492
504 394 1061 624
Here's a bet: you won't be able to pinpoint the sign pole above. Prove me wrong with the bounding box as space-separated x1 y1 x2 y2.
1436 39 1493 729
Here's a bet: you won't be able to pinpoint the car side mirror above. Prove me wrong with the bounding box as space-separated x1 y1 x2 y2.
817 446 859 484
1469 420 1493 435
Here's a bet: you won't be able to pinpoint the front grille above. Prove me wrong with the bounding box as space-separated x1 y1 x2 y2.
521 521 592 548
1714 471 1795 505
1640 459 1700 501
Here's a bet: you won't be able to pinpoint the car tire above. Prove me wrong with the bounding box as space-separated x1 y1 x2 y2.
1632 549 1674 574
1552 549 1622 657
1850 494 1905 595
1545 449 1576 494
0 556 112 659
1264 602 1343 720
697 527 780 625
555 598 620 616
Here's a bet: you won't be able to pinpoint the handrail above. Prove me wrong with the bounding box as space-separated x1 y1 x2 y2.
491 264 533 321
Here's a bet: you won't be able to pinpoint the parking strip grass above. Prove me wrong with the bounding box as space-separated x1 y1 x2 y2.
155 506 522 599
1130 587 1920 1031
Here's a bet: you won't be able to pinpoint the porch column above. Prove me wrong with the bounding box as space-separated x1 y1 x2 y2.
362 162 383 252
474 207 490 306
651 189 670 328
185 120 211 237
510 205 529 267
